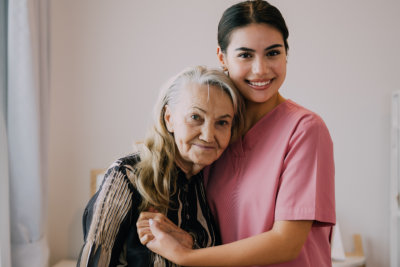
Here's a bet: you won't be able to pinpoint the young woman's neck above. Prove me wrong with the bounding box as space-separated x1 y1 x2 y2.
244 93 286 133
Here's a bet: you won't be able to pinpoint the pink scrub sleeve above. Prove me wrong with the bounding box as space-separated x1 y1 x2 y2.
274 115 335 225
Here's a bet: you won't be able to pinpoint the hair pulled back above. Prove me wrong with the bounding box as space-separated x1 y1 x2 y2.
218 0 289 53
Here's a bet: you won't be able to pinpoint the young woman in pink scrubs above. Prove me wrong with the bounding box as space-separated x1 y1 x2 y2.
138 0 335 266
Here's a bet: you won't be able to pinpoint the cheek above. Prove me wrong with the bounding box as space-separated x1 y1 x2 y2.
175 125 197 144
273 60 287 76
228 69 247 92
174 132 190 158
227 58 248 76
230 64 247 78
217 130 232 149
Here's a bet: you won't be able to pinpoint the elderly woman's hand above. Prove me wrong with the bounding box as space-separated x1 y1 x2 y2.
144 217 194 265
137 211 194 249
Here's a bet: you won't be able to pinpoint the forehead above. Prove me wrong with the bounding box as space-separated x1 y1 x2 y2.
228 23 284 49
176 82 233 111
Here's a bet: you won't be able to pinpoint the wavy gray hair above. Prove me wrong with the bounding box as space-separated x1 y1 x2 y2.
135 65 244 212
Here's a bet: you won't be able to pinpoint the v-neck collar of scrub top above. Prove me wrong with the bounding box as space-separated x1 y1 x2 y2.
231 99 293 155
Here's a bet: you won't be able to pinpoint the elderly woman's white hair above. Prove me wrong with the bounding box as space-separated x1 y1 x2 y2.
135 65 244 212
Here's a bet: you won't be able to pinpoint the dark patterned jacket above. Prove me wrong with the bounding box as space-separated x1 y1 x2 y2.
77 153 220 267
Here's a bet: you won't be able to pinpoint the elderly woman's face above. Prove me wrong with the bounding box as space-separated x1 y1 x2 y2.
164 82 234 170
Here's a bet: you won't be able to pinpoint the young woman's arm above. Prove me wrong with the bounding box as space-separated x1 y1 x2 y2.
141 216 312 266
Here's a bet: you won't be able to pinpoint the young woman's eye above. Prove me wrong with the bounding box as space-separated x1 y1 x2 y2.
266 50 281 57
238 52 252 58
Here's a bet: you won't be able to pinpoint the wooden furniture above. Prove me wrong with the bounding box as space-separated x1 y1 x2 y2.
52 259 77 267
332 234 366 267
90 168 106 196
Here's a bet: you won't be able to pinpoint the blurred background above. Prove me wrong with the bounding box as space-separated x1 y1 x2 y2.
4 0 400 266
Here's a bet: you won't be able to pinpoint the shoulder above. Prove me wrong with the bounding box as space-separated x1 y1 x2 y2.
104 153 141 186
107 153 141 172
80 154 142 266
86 154 142 229
284 100 324 122
84 153 142 223
272 101 333 151
282 100 330 134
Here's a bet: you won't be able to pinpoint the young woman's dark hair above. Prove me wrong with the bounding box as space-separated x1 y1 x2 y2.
218 0 289 53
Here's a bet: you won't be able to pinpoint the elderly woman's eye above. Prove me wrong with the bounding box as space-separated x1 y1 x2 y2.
191 114 200 120
217 120 230 126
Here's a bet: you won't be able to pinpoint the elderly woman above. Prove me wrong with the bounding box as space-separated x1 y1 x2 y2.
77 65 244 267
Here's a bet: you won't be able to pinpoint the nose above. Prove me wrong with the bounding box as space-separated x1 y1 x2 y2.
199 123 215 143
252 57 269 75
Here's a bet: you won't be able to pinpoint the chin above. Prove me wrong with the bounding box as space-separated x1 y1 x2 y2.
193 158 215 167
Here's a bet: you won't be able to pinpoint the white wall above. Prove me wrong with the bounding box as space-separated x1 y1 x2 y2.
48 0 400 266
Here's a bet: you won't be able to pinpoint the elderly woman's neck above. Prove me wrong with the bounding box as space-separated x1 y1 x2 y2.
174 157 204 179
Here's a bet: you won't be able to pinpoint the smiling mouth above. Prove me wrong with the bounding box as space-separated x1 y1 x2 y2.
246 79 273 89
193 144 216 150
249 80 271 86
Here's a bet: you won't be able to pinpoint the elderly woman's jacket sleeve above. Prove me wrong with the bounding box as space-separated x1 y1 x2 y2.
76 158 150 267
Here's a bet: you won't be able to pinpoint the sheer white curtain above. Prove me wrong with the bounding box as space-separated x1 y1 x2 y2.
1 1 12 267
1 0 50 266
0 113 11 267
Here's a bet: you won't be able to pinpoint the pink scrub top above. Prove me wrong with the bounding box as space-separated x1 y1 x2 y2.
205 100 335 267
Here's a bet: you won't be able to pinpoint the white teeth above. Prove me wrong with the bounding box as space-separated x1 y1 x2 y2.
249 80 271 86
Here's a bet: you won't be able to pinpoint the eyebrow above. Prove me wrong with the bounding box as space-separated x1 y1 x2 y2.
218 114 233 119
234 44 283 52
193 107 233 119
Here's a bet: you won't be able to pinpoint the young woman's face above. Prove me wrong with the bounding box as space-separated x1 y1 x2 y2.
218 23 287 105
164 83 234 170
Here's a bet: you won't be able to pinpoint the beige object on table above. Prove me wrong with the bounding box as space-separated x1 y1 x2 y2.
90 168 107 196
55 169 107 267
332 234 366 267
52 259 77 267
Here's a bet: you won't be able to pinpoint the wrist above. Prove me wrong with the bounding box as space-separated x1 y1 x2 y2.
189 232 200 249
175 244 196 266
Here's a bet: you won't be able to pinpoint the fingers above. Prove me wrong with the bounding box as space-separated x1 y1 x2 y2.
148 219 164 239
136 212 159 236
138 212 178 231
146 220 190 265
137 211 193 248
138 212 170 224
137 211 168 245
138 211 190 236
137 213 153 245
140 231 154 245
137 223 152 239
138 211 158 220
148 218 193 249
145 219 163 250
137 218 154 245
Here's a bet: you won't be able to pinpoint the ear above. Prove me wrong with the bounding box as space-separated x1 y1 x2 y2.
217 46 227 69
164 105 174 133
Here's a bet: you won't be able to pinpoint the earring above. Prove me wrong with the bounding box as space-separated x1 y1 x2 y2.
220 65 228 72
